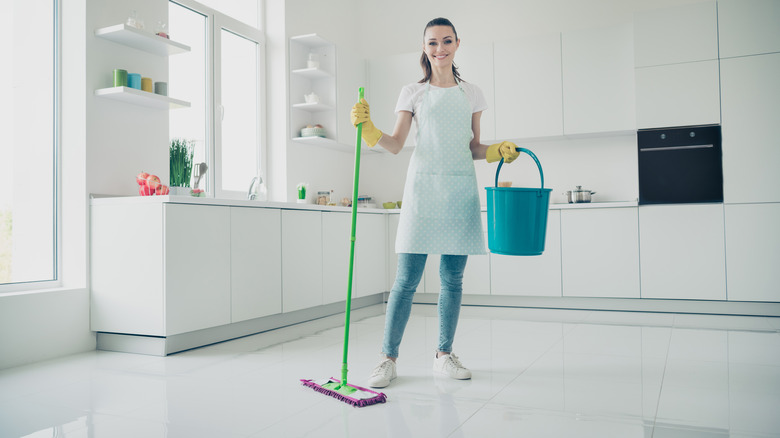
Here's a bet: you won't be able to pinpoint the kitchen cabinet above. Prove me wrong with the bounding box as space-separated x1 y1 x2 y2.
720 53 780 204
638 205 726 300
718 0 780 59
724 203 780 302
281 209 323 312
93 23 191 109
490 210 562 297
561 22 636 135
91 203 231 336
635 60 720 128
230 207 282 322
455 43 496 142
560 207 640 298
366 52 421 149
494 33 563 139
289 34 338 148
322 212 387 304
424 213 491 296
633 1 718 67
165 204 231 334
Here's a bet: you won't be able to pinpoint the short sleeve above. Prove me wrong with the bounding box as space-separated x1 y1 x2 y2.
394 83 418 114
465 83 488 113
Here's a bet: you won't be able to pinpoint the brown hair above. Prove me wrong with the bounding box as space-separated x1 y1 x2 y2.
418 17 463 84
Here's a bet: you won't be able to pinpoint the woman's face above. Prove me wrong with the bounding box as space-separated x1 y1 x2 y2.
423 25 459 69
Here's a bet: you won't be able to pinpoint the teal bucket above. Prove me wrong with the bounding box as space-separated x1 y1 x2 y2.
485 148 552 256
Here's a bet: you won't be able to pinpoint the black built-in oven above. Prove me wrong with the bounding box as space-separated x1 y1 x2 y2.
638 125 723 205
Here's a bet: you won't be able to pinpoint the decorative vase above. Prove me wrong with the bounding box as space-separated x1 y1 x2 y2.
169 186 190 196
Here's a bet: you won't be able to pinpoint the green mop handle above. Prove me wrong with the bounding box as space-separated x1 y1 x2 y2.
340 87 364 387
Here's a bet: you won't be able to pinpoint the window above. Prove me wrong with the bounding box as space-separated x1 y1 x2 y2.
0 0 58 288
169 1 265 200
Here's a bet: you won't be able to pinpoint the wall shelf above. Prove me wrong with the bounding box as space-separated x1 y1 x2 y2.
291 67 331 80
292 136 383 153
95 86 191 110
95 24 190 56
292 102 334 112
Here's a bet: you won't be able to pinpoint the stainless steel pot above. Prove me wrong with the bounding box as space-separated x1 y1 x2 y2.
564 186 596 203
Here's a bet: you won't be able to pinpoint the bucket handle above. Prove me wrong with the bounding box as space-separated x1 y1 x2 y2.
494 147 545 189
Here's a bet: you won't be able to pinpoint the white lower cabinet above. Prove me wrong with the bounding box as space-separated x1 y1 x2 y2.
724 203 780 302
322 212 387 304
490 210 562 297
230 207 282 322
164 204 231 335
638 204 726 300
561 207 640 298
281 209 323 312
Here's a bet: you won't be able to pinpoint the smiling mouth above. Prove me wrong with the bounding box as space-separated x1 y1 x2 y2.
433 54 448 60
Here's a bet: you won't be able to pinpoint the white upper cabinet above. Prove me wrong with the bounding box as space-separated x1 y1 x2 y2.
633 1 718 67
562 22 636 135
718 0 780 59
720 53 780 204
635 60 721 128
366 52 421 149
456 43 496 143
494 33 563 140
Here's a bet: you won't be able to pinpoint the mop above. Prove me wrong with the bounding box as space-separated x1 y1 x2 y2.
300 88 387 407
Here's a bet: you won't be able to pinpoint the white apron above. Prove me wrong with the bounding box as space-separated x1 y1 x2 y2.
395 83 486 255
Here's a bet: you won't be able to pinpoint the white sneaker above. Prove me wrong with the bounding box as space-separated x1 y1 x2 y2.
432 353 472 380
367 358 397 388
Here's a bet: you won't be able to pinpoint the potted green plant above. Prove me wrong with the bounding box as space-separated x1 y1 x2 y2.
169 138 194 196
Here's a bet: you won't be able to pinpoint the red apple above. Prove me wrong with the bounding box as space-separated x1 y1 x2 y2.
156 184 169 195
136 171 150 185
139 185 154 196
146 174 161 190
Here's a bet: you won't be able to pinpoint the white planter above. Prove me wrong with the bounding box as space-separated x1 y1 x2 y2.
169 186 191 196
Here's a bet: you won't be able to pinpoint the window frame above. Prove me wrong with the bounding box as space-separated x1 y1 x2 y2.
170 0 267 201
0 0 61 293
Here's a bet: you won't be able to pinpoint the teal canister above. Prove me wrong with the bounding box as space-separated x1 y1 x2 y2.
113 69 128 87
127 73 142 89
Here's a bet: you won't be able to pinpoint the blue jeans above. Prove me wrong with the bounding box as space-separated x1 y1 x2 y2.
382 253 468 358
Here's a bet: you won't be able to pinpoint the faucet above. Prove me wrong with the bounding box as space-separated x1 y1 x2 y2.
247 176 262 200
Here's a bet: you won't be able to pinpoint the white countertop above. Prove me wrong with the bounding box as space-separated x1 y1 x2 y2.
91 194 639 212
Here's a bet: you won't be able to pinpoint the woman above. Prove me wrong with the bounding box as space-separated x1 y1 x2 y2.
350 17 519 389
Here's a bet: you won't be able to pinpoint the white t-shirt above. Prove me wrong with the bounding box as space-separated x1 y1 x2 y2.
394 81 489 121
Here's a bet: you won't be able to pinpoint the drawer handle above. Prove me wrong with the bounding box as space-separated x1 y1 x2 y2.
640 144 713 152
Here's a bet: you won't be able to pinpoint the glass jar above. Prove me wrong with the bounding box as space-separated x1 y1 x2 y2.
316 191 331 205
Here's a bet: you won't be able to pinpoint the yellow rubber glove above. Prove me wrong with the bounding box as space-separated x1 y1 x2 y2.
486 141 520 163
350 98 383 147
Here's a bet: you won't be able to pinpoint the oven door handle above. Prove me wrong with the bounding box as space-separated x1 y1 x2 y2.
640 144 714 152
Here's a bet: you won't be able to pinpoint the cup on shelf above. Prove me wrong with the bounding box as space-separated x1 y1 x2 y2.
127 73 141 89
113 69 128 87
304 92 319 104
154 81 168 96
141 77 153 92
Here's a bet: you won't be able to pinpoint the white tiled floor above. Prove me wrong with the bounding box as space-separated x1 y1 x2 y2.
2 304 780 437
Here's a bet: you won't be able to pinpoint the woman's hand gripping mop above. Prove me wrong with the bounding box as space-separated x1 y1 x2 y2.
300 88 387 407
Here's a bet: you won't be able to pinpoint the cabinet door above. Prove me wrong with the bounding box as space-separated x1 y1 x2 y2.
561 208 640 298
457 42 496 142
494 33 563 139
725 203 780 302
387 213 400 291
562 22 636 135
231 207 282 322
322 212 351 305
639 205 726 300
490 210 561 297
366 52 421 148
721 53 780 204
354 213 387 298
633 1 718 67
281 209 323 312
164 204 231 335
425 213 491 296
635 60 720 128
718 0 780 59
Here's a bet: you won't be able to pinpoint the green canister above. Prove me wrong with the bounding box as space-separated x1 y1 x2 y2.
113 69 128 87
